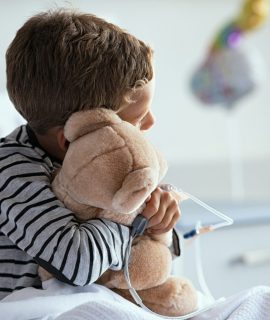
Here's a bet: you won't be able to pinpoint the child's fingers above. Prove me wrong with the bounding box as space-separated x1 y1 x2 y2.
149 201 179 230
141 187 181 231
147 199 167 228
141 187 162 221
149 212 180 234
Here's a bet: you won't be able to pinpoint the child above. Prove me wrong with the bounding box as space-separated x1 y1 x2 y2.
0 9 181 300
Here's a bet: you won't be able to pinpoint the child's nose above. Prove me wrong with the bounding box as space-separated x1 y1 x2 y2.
140 112 155 131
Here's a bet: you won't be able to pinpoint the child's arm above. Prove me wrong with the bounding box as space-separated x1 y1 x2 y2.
0 154 130 286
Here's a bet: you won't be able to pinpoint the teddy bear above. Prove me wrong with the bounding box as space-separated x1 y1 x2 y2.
39 108 198 317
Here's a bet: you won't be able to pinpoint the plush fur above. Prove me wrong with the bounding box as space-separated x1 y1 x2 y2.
39 108 197 316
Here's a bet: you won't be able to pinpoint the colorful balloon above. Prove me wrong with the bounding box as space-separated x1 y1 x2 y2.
190 0 269 108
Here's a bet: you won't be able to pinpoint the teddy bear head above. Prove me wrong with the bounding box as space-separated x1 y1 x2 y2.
54 108 167 215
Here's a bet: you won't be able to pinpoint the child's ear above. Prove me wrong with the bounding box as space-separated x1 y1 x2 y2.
57 128 69 152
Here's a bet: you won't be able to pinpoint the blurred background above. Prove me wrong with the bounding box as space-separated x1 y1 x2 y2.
0 0 269 299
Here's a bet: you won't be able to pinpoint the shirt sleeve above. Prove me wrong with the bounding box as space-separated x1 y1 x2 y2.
0 153 130 286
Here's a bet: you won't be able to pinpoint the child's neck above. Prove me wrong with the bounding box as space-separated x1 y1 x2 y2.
35 128 66 162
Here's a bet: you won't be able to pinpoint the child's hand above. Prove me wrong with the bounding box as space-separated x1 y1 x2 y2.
141 187 181 234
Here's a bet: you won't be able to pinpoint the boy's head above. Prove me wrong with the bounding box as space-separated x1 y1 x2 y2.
6 9 153 134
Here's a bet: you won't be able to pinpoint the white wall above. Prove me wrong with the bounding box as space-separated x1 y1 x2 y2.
0 0 270 202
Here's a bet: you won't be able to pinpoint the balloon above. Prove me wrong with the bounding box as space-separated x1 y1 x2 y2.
190 46 263 107
190 0 269 109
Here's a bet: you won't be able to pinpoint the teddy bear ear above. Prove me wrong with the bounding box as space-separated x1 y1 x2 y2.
112 167 157 213
64 108 121 142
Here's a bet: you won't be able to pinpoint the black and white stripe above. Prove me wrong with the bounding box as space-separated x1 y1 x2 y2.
0 125 130 300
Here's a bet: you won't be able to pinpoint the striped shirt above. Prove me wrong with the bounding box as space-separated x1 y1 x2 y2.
0 124 130 300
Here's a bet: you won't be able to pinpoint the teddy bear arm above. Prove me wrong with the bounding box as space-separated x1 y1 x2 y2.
97 236 172 290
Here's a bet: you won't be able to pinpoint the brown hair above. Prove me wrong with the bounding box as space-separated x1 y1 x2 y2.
6 9 153 134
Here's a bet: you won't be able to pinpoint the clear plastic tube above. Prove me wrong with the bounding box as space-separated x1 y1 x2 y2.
177 188 234 233
194 221 215 301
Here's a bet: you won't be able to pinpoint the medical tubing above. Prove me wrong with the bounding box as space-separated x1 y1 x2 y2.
177 189 234 229
194 221 215 301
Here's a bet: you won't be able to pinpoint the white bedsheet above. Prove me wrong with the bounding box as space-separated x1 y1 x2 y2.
0 279 269 320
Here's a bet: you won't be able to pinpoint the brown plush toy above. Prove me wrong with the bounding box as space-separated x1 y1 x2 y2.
40 108 198 316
